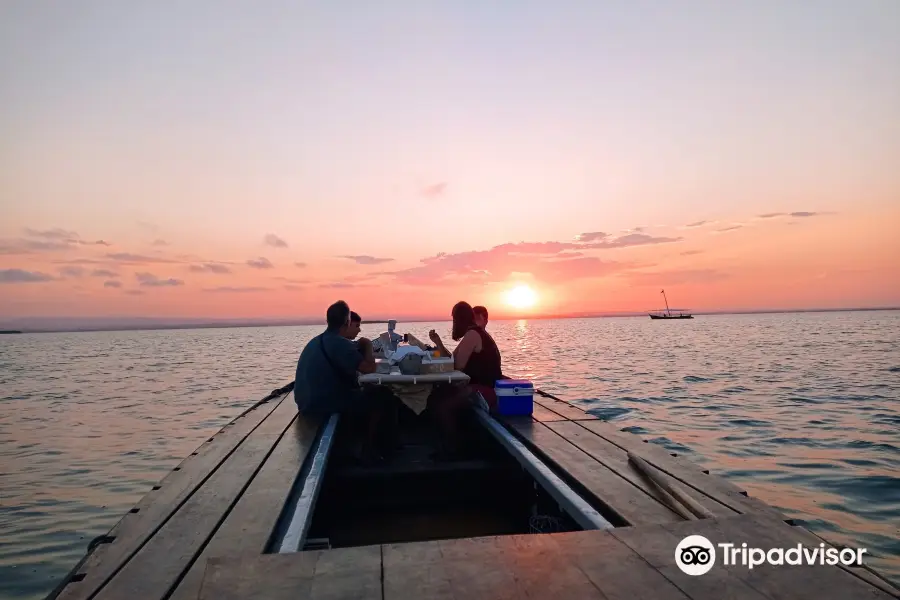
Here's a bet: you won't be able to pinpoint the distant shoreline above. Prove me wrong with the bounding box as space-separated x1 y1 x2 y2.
1 306 896 334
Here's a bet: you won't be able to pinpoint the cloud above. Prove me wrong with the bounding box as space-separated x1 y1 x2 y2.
24 227 78 240
284 284 305 291
420 182 447 198
151 239 168 247
340 255 395 265
91 269 120 278
59 266 86 278
757 211 823 219
680 250 704 256
384 231 681 287
319 282 375 289
107 252 178 264
125 290 145 295
1 268 55 283
202 286 269 293
575 231 608 242
264 234 289 248
189 263 232 274
294 261 307 268
686 220 708 228
23 228 110 247
624 268 729 286
135 272 184 287
103 280 122 288
246 257 274 269
716 225 743 233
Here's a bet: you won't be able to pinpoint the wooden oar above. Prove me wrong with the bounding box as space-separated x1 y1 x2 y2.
628 452 715 519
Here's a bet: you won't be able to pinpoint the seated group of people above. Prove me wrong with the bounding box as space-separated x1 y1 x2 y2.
293 299 503 462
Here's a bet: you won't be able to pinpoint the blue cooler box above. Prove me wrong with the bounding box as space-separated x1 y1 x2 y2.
494 379 534 415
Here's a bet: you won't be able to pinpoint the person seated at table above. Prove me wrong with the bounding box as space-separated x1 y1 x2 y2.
295 300 398 464
473 305 489 329
342 311 362 341
427 301 503 458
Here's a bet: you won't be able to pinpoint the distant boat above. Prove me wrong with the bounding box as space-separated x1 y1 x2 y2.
649 290 693 319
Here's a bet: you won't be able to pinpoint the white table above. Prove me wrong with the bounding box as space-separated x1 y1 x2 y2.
358 369 470 415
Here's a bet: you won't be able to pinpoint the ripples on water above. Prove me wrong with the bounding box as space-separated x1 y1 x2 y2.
1 311 898 597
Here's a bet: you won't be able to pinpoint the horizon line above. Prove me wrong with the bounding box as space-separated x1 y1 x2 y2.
3 306 897 334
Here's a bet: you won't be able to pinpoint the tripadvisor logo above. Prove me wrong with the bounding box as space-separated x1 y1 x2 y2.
676 535 716 576
675 534 867 576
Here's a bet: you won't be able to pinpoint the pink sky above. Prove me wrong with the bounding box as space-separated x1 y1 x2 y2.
2 1 899 323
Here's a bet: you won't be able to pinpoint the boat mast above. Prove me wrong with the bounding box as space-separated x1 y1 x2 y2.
661 289 670 316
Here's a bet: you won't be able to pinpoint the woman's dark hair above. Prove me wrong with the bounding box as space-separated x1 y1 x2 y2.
451 301 476 341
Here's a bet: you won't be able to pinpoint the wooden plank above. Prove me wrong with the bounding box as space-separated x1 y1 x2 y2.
55 393 288 600
198 547 382 600
533 395 599 421
546 421 737 519
91 396 300 600
169 411 321 600
383 540 455 600
547 530 693 600
509 419 682 525
576 420 787 520
531 403 569 422
577 419 711 472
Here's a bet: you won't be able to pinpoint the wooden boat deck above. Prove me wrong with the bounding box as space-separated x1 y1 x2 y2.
50 388 899 600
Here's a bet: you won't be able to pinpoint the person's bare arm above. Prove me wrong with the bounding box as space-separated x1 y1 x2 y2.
356 337 377 374
428 329 452 357
452 330 481 371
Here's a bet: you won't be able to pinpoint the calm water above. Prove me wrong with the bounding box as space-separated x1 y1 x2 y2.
1 311 899 598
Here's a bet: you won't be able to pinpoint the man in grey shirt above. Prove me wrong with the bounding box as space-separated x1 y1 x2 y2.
294 300 397 461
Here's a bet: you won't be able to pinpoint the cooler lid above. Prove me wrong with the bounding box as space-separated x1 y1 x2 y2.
495 379 534 389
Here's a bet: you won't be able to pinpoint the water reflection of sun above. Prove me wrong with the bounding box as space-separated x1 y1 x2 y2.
505 285 537 309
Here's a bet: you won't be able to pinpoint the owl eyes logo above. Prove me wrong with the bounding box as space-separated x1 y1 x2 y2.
675 535 716 576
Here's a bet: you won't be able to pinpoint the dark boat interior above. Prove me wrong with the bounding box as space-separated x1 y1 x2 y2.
300 403 583 550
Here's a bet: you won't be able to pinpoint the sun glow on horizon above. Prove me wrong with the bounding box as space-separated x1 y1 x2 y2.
505 285 538 309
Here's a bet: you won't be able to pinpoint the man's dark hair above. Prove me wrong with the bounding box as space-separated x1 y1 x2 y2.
350 311 361 323
473 305 488 320
326 300 351 330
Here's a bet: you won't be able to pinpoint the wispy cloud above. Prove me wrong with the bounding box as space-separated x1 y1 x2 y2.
790 211 820 218
575 231 608 242
680 250 704 256
91 269 120 278
189 263 232 274
340 255 395 265
24 227 78 240
246 257 274 269
264 234 289 248
420 182 447 198
202 286 269 293
685 220 709 228
294 261 307 268
757 211 824 220
135 272 184 287
103 280 122 288
125 290 145 295
59 266 86 278
0 268 55 283
284 284 305 291
758 213 784 219
107 252 179 264
716 225 743 233
319 282 374 289
151 239 169 247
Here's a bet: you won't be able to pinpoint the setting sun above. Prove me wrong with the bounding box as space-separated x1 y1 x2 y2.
505 285 538 309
